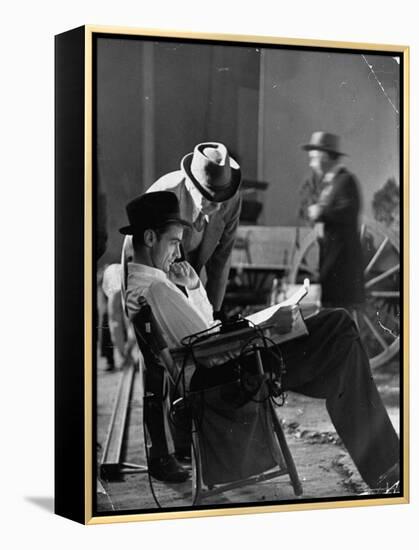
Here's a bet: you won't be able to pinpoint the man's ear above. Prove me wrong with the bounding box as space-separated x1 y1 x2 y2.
143 229 156 248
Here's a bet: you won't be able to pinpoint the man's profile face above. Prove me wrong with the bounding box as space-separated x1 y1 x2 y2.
151 224 183 273
308 149 333 177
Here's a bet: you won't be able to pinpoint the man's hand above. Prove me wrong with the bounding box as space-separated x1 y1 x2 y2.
272 305 299 334
307 203 322 221
169 261 200 290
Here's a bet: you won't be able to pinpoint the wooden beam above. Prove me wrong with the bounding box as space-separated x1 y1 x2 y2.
100 364 136 478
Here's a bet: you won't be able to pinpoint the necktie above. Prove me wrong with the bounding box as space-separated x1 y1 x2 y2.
193 211 206 232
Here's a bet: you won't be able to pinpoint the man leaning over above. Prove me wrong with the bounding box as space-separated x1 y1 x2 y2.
123 141 242 315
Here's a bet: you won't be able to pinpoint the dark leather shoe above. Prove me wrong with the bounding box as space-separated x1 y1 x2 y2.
149 454 189 483
174 447 192 463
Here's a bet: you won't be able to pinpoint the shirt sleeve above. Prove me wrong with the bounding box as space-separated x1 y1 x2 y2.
144 280 215 348
186 282 214 326
102 264 122 297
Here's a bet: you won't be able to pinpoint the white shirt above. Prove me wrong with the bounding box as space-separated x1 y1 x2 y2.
124 262 304 367
184 177 210 225
102 263 122 298
125 262 215 349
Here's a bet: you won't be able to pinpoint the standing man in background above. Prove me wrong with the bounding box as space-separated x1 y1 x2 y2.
299 132 365 311
123 142 242 316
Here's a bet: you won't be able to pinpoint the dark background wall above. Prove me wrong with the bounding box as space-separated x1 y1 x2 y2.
154 41 260 178
96 38 145 265
96 37 260 264
96 37 400 264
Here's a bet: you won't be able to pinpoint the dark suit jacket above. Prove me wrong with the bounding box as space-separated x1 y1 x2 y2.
146 170 241 311
313 167 365 307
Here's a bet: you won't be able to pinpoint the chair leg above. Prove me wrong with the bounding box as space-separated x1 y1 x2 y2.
265 406 287 470
191 420 203 506
270 402 303 496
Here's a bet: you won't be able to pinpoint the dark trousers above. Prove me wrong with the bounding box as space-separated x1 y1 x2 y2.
145 308 399 487
190 308 399 488
143 362 173 459
143 357 190 459
267 308 399 487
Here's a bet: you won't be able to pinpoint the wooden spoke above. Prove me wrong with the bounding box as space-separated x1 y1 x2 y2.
352 309 360 330
360 222 366 241
364 236 389 275
370 290 400 298
365 264 400 288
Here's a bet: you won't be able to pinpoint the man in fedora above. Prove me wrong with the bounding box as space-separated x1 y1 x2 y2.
121 191 194 483
299 131 365 310
121 191 400 493
123 142 242 315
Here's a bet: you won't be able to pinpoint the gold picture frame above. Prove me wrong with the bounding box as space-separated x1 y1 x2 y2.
55 24 409 525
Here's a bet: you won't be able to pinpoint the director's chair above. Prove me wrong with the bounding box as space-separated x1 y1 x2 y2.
131 296 303 506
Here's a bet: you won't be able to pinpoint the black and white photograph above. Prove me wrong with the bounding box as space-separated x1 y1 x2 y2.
5 0 419 544
92 28 407 519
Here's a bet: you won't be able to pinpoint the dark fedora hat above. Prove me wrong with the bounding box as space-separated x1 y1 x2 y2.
119 191 191 235
181 142 242 203
302 132 347 156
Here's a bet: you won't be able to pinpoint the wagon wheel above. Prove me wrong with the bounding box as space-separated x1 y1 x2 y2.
288 218 400 369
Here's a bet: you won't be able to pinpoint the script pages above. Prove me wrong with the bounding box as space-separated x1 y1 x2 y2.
245 282 310 344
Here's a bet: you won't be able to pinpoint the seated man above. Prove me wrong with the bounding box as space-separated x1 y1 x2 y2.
122 191 400 493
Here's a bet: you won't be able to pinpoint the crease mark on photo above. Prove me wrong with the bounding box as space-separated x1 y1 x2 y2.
361 55 399 115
